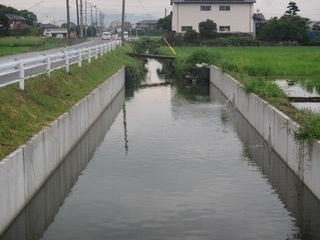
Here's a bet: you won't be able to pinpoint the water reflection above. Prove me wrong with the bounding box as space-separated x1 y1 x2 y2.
3 58 320 240
211 84 320 240
276 79 320 113
0 88 125 240
125 58 173 98
122 103 129 155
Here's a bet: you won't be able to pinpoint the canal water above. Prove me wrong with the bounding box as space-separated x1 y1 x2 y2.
2 59 320 240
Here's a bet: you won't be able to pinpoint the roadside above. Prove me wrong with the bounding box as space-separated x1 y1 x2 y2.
0 43 142 160
0 37 97 62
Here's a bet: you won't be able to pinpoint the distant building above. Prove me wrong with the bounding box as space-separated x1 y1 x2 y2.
42 28 68 38
252 12 267 37
136 20 158 30
171 0 255 34
134 20 158 34
5 14 29 30
39 23 59 30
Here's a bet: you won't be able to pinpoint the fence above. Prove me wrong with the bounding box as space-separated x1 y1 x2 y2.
0 39 122 90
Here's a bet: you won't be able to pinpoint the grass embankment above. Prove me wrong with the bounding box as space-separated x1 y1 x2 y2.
0 43 141 160
158 45 320 141
0 36 67 56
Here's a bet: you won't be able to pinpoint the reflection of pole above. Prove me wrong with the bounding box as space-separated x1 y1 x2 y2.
123 103 128 155
121 0 125 42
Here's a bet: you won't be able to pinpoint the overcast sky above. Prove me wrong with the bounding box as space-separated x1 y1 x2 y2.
0 0 319 24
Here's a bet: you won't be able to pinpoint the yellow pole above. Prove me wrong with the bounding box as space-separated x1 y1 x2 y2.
163 37 176 55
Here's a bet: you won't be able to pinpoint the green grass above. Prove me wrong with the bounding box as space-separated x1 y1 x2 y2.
0 36 68 56
0 36 44 47
0 46 30 56
0 43 141 160
160 46 320 77
158 45 320 141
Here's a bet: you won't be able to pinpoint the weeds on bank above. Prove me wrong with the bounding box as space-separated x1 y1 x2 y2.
158 45 320 141
293 109 320 141
0 43 140 160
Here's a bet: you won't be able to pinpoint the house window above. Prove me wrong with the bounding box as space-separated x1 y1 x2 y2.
200 6 211 11
219 6 231 11
219 26 230 31
181 26 193 32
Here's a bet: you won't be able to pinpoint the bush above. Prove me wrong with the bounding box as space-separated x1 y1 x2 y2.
174 49 221 78
199 19 217 38
183 29 198 42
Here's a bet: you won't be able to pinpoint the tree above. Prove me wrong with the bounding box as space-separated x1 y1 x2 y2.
0 4 38 26
19 10 37 26
183 29 198 42
61 22 77 31
285 1 300 16
157 13 172 33
313 24 320 35
258 15 309 42
29 24 42 36
86 25 97 37
198 19 217 38
0 13 9 36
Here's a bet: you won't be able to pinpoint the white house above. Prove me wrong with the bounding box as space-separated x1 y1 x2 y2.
171 0 256 34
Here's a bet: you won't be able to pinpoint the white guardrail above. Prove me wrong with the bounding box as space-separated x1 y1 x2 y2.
0 39 122 90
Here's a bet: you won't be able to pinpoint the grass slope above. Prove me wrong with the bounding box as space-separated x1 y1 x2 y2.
0 43 140 160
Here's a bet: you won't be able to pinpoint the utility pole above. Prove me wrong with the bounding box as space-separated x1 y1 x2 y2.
85 0 87 37
91 4 93 37
95 6 98 35
80 0 83 37
100 10 104 32
121 0 125 42
76 0 79 27
66 0 70 41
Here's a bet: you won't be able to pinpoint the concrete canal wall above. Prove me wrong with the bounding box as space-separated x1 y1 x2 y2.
0 67 125 235
210 65 320 201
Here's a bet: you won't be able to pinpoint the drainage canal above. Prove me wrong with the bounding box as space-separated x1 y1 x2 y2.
2 59 320 240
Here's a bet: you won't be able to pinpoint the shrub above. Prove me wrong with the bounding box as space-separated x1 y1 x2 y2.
183 29 198 42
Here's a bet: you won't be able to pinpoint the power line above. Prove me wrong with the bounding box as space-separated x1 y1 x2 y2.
27 0 47 10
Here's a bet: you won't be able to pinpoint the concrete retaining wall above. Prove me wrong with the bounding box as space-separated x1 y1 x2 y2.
210 65 320 201
0 67 125 235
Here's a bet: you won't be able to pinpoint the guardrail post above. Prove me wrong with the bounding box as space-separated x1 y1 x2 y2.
88 47 92 63
19 60 25 90
100 44 103 57
78 49 82 67
95 45 98 59
65 49 69 73
46 56 51 78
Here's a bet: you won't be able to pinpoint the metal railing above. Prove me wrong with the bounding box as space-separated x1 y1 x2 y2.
0 39 122 90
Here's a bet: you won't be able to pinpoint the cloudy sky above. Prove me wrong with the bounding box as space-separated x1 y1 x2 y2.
0 0 319 25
